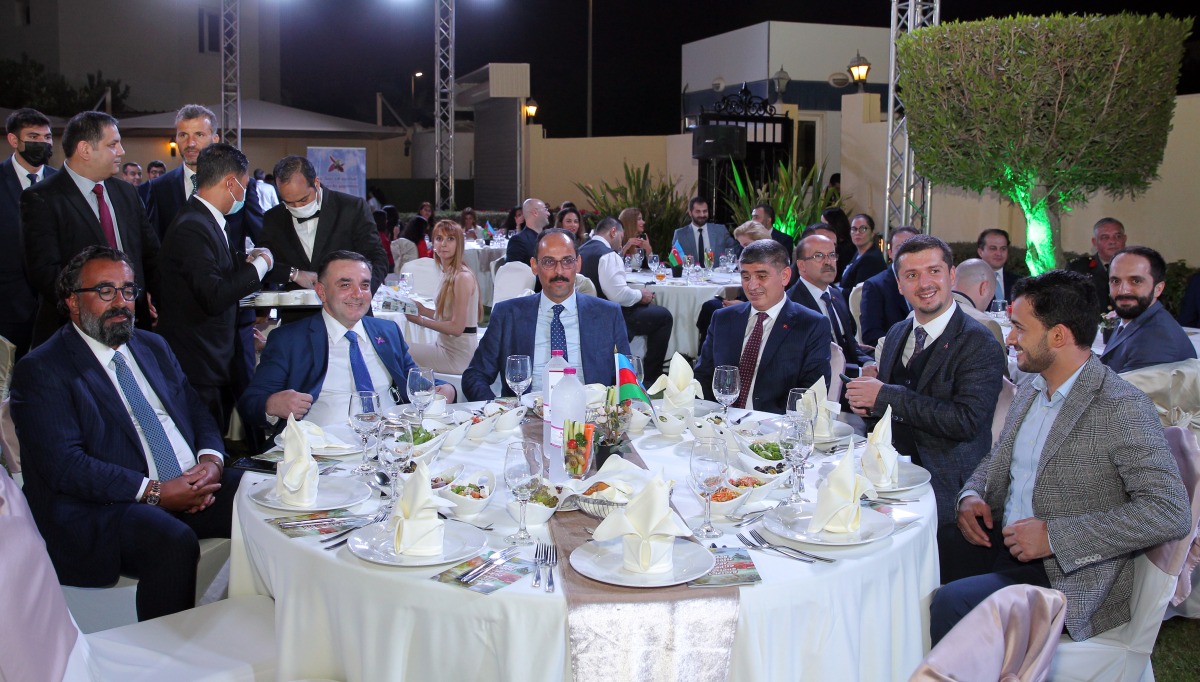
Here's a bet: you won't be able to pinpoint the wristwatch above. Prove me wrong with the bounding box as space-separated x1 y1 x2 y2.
143 479 162 506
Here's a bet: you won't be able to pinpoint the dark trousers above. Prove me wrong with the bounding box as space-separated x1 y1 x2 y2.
622 302 672 387
118 467 243 621
930 521 1051 645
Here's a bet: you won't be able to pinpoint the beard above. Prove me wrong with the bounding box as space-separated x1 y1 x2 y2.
80 306 135 347
1113 293 1153 320
1015 334 1054 374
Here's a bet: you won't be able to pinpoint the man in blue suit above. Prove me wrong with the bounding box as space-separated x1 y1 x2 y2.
1 108 56 359
463 228 631 401
671 197 739 265
695 239 831 414
239 250 455 434
860 226 919 346
1101 246 1196 374
10 246 240 621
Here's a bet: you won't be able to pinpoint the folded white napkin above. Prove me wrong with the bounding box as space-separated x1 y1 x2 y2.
592 476 691 573
560 455 662 502
293 420 352 450
861 405 901 488
808 450 877 533
801 377 842 439
276 415 319 507
584 383 608 408
390 460 456 555
646 353 703 414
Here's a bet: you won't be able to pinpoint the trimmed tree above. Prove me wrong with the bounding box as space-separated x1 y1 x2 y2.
897 14 1191 274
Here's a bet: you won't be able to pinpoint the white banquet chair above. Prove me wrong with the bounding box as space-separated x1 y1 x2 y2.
829 342 847 401
0 470 277 682
1048 426 1200 681
992 378 1017 447
400 257 441 300
848 283 865 344
492 262 535 307
574 273 597 297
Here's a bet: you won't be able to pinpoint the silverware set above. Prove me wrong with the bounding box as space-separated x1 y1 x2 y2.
321 508 390 550
457 547 520 583
531 542 559 592
736 529 836 564
278 513 372 529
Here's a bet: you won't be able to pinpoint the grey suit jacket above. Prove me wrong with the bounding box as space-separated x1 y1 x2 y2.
671 224 738 262
962 356 1190 640
871 304 1004 524
1100 301 1196 374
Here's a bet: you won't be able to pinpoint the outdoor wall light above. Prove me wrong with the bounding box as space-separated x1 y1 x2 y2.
168 139 177 157
771 65 791 104
848 52 871 92
524 99 538 117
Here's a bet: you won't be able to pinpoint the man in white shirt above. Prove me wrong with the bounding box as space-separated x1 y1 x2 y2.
671 197 739 265
254 168 279 209
578 216 672 386
787 233 875 375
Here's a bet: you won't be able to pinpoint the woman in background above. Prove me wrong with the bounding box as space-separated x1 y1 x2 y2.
405 220 480 374
460 207 479 238
403 215 433 259
618 207 655 266
500 205 524 236
556 206 586 244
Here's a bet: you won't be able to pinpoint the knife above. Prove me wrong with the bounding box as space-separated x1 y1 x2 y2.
457 547 519 583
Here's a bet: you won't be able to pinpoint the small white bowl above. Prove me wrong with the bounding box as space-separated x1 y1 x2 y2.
425 395 448 416
439 469 496 518
726 468 787 506
507 498 558 526
429 464 463 491
494 406 527 432
439 420 471 451
654 412 688 437
466 413 500 440
627 405 652 432
706 486 749 517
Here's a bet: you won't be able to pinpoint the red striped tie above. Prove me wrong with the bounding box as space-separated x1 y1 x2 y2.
734 312 768 409
92 184 118 248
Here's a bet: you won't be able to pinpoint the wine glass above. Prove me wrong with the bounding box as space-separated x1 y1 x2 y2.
786 388 815 425
779 419 815 505
379 422 414 503
648 254 660 271
398 272 413 296
628 355 645 384
348 390 382 475
504 441 544 546
989 299 1009 322
406 367 435 425
712 365 740 418
690 438 729 538
505 354 532 404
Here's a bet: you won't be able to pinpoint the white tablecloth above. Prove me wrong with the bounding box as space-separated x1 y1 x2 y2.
371 308 439 347
464 243 506 309
626 271 742 359
230 407 939 682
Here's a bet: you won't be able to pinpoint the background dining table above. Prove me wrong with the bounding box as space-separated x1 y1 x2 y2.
626 270 743 359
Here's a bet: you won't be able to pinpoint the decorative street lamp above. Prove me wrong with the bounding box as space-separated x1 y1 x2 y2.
771 65 791 104
411 71 424 100
848 52 871 92
524 98 538 120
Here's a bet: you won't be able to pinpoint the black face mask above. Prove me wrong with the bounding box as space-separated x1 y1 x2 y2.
18 141 53 167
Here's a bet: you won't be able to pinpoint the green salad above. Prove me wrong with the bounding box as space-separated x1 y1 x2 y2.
749 441 783 461
411 426 436 445
531 484 560 508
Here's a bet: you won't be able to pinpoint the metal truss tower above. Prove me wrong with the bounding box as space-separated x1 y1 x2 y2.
885 0 939 235
434 0 455 210
220 0 242 148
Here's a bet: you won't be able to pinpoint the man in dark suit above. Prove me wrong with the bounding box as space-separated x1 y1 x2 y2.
859 226 919 347
10 246 241 621
845 235 1004 527
258 155 387 322
1100 246 1196 373
464 228 632 401
672 197 739 265
751 202 794 260
976 228 1021 304
932 270 1190 644
1 108 56 358
239 250 454 434
1067 217 1127 313
22 111 161 348
506 197 549 265
787 233 874 378
696 239 831 414
840 213 887 293
157 144 274 431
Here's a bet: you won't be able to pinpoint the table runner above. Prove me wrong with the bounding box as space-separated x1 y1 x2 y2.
549 444 740 682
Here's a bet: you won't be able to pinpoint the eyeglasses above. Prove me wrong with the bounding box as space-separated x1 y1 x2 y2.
850 226 873 234
73 285 141 301
538 256 578 270
798 252 839 263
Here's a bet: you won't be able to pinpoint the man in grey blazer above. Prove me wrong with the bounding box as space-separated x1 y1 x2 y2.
845 236 1004 526
671 197 738 266
1100 246 1196 374
932 270 1191 644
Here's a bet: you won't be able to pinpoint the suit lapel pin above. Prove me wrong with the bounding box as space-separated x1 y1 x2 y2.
375 336 386 345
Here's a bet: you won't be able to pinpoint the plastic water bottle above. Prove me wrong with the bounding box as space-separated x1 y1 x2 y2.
542 350 569 466
548 367 587 482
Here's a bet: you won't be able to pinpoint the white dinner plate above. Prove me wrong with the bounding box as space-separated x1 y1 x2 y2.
761 503 895 547
249 477 374 512
569 538 715 588
272 423 374 457
814 420 855 444
346 520 488 568
873 461 933 493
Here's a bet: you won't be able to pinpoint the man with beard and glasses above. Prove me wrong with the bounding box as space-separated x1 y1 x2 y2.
1099 246 1196 374
462 228 631 401
9 246 241 622
931 270 1189 646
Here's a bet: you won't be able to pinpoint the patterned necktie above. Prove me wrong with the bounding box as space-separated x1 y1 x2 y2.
111 352 182 481
26 173 37 187
190 173 198 197
821 291 843 340
550 304 568 361
909 326 928 367
696 227 706 265
91 184 118 248
734 312 768 409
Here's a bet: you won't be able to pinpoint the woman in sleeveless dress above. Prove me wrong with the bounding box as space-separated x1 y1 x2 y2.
405 220 479 375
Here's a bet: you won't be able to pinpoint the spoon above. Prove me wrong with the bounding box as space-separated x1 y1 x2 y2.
373 471 394 500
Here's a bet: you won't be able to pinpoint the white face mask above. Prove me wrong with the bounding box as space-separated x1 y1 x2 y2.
286 189 320 220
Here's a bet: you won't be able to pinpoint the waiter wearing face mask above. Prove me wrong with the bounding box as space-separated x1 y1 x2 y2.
157 143 274 432
259 155 388 324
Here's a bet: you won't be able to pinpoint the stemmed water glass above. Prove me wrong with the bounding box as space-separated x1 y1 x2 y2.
779 419 815 505
628 355 645 384
648 254 660 272
786 388 815 425
398 272 413 296
505 441 545 546
379 422 414 504
506 354 532 405
348 390 382 475
690 438 729 538
712 365 740 418
406 367 435 425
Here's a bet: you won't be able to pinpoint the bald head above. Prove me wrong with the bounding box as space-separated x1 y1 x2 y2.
522 197 550 231
954 258 997 311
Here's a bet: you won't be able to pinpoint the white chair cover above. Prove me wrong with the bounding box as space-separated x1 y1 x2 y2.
911 584 1066 682
574 273 597 297
829 342 847 401
492 262 536 307
1120 358 1200 436
1156 427 1200 614
391 237 419 274
848 283 865 344
400 257 441 300
992 378 1017 448
1 398 19 474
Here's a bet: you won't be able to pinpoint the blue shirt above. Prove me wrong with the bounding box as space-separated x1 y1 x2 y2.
532 292 582 392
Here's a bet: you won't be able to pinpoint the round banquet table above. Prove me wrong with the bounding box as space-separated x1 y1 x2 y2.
229 406 939 682
370 307 440 347
463 242 507 308
625 271 743 359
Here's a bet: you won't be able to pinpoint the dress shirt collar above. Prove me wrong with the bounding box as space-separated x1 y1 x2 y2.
751 295 788 324
539 291 578 316
589 233 613 249
72 322 124 368
321 309 368 345
1032 360 1086 404
193 195 228 231
799 276 829 302
183 165 196 193
9 153 43 183
62 159 103 196
914 300 957 343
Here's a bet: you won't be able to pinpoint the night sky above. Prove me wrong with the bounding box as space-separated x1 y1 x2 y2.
278 1 1197 138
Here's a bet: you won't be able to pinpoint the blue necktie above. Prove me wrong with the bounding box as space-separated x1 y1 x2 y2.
345 331 376 408
550 304 568 361
112 352 182 481
26 173 37 187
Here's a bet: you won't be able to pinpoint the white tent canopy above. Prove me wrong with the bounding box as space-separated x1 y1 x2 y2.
116 99 404 140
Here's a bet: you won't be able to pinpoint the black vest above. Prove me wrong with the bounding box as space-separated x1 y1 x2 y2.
888 327 934 465
578 237 614 300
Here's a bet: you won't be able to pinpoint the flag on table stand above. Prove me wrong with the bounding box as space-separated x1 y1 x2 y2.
668 240 686 267
485 221 495 237
615 353 656 418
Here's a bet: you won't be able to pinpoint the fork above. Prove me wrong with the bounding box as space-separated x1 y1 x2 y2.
750 528 835 563
544 545 558 593
532 543 546 588
322 508 389 550
736 532 813 563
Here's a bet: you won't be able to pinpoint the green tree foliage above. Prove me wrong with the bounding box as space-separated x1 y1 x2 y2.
897 14 1191 273
575 163 694 252
725 160 839 238
0 54 132 116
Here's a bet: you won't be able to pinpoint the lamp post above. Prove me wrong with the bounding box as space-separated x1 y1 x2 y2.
524 99 538 121
771 65 791 104
848 52 871 92
411 71 424 101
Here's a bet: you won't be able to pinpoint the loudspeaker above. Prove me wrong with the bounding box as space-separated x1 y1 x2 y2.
691 125 746 160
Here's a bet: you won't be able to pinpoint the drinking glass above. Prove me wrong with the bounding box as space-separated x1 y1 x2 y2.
654 265 667 282
628 355 645 384
690 438 729 538
348 390 382 475
505 355 533 405
380 422 414 503
989 299 1009 322
504 441 545 546
384 273 400 290
398 272 413 295
786 388 816 425
623 255 634 272
648 254 660 271
779 419 815 505
712 365 740 417
406 367 435 425
631 252 644 270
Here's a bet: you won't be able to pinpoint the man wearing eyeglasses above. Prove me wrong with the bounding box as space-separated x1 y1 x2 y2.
788 234 875 379
10 245 242 622
462 228 631 401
